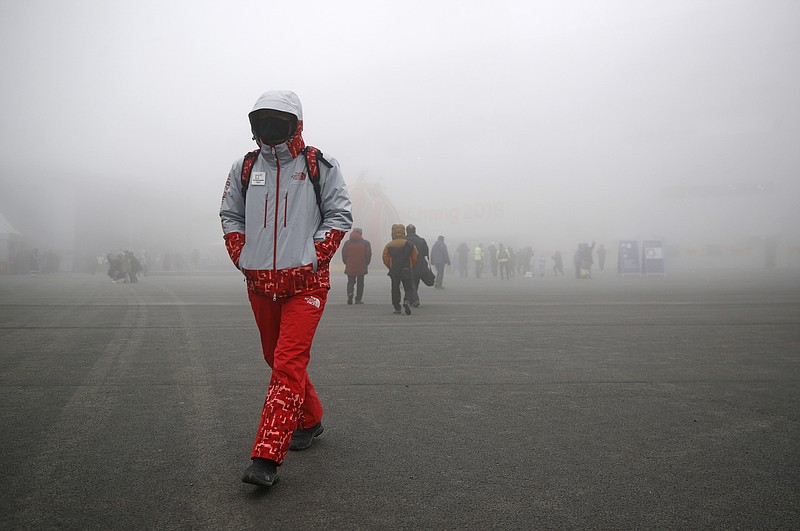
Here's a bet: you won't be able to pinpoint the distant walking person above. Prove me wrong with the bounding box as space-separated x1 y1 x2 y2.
498 243 510 280
429 235 451 289
474 244 485 278
220 90 353 488
341 228 371 304
121 252 133 283
382 224 418 315
124 250 142 283
405 224 429 307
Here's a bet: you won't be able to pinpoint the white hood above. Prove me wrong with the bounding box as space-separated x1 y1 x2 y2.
250 90 303 120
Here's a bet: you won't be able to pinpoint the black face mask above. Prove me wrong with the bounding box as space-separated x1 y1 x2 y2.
255 117 295 145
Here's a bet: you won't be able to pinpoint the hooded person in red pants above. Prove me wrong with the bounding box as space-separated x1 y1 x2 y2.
220 90 353 487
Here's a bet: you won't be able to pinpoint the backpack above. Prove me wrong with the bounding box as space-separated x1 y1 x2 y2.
240 146 332 216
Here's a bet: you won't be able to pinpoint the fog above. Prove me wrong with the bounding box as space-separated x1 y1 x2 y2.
1 0 798 271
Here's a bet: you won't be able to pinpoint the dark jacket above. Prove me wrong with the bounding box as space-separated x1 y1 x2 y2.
341 231 372 276
405 232 429 274
382 224 418 280
430 238 450 266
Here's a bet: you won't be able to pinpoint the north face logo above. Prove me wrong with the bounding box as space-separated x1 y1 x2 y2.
291 172 307 181
304 296 321 308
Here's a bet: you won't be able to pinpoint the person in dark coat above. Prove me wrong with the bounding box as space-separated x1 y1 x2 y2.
341 228 372 304
404 224 429 307
430 235 451 289
382 224 418 315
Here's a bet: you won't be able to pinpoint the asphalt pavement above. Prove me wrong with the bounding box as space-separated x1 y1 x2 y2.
1 268 799 529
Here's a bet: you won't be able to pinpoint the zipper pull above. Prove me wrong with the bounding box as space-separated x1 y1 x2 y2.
273 292 277 302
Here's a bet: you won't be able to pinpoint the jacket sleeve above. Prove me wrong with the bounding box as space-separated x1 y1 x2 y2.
314 157 353 241
219 160 246 267
224 232 245 269
383 245 391 269
366 241 372 265
410 244 418 269
315 229 345 264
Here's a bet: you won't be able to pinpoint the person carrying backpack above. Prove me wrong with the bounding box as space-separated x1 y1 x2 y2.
473 244 485 279
498 243 510 280
220 90 353 488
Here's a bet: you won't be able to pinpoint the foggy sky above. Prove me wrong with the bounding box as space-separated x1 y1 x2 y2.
1 0 798 257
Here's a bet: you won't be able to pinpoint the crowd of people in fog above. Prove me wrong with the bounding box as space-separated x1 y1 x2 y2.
1 247 62 275
14 235 605 294
105 250 143 283
100 249 209 282
27 248 60 275
341 222 607 314
82 249 204 278
440 239 607 281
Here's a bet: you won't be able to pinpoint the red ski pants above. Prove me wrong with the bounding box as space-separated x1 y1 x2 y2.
248 288 327 463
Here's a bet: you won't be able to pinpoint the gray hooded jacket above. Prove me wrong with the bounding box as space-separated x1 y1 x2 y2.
220 91 352 273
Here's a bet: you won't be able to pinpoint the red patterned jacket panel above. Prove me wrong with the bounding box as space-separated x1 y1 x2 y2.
237 229 345 297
